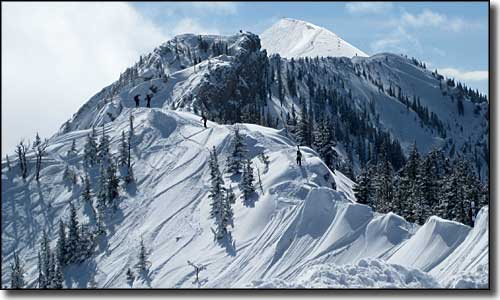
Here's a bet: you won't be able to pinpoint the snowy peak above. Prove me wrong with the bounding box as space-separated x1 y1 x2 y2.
261 18 368 58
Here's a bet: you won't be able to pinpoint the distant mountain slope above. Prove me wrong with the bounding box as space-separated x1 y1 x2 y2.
260 18 368 58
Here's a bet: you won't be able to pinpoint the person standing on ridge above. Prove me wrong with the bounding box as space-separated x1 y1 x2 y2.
146 94 152 108
201 113 208 128
296 146 302 166
134 95 140 108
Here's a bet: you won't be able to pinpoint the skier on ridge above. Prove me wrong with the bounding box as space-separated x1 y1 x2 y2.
134 95 140 108
296 146 302 166
146 94 152 108
201 113 208 128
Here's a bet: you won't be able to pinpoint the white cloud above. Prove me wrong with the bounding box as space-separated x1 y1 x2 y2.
345 2 393 15
400 9 478 32
190 2 238 15
438 68 489 81
401 9 445 28
1 2 167 154
172 18 221 36
370 26 422 54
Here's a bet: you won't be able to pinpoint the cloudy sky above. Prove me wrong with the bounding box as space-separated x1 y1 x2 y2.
2 2 489 154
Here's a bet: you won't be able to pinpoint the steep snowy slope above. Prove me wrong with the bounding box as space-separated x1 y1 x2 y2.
261 18 368 58
1 109 488 288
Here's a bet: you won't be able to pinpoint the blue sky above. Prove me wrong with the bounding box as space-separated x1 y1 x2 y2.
132 1 489 94
1 2 489 154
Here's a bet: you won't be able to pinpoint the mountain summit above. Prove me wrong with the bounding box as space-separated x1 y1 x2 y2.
260 18 368 58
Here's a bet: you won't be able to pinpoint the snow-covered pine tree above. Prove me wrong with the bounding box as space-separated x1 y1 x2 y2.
416 153 439 222
82 173 92 204
373 151 394 213
56 220 67 267
135 238 149 274
47 253 56 288
6 154 12 172
259 151 270 172
106 162 120 208
224 187 234 228
227 128 247 176
313 118 337 170
124 132 134 185
396 143 421 222
76 224 94 262
95 199 106 237
454 159 481 226
438 169 458 221
296 101 312 146
119 131 128 167
67 139 77 158
226 185 236 205
83 127 98 167
66 203 79 263
10 251 25 289
97 125 111 166
240 159 256 204
41 230 51 287
15 140 29 179
33 132 41 149
208 147 227 239
126 268 135 286
63 164 71 181
37 251 44 288
129 113 135 139
353 167 371 205
97 163 107 208
51 261 64 289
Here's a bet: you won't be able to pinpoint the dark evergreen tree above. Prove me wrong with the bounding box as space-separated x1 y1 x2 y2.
126 268 135 286
353 167 371 205
67 139 77 158
296 101 312 146
208 147 227 239
313 118 337 170
34 138 48 182
10 251 25 289
135 238 149 274
66 203 79 263
40 230 51 287
82 174 92 204
119 131 129 167
15 140 29 179
97 164 107 209
106 162 120 208
227 128 247 176
259 151 270 173
83 127 98 167
240 159 256 204
37 251 45 288
373 152 394 213
51 261 64 289
97 125 111 166
6 154 12 172
56 220 67 267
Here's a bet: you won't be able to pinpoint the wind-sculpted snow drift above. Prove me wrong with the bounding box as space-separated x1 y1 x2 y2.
1 109 488 288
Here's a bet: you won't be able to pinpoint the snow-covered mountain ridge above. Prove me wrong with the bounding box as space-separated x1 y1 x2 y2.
2 18 489 289
56 22 488 180
2 108 488 288
261 18 368 58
